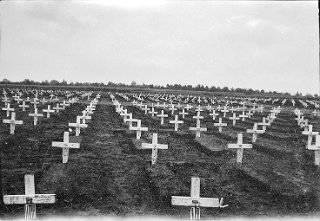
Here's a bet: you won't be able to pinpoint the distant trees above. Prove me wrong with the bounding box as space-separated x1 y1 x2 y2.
0 78 317 98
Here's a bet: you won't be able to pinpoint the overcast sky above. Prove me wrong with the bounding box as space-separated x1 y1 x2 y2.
0 0 318 95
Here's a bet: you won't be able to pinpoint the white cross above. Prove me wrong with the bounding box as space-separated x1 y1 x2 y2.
209 110 219 121
239 111 248 121
257 117 270 131
214 118 227 132
129 120 148 139
189 121 207 138
19 101 30 111
141 133 168 164
228 133 252 163
302 125 319 148
171 177 226 220
179 108 189 119
53 103 63 113
185 104 193 111
169 115 184 131
2 103 14 117
119 109 129 121
79 110 91 124
124 113 135 128
193 112 204 125
195 105 203 113
149 107 158 117
43 105 55 118
306 134 320 166
28 108 43 125
3 112 23 134
246 123 265 143
220 106 229 118
228 113 239 126
141 105 150 115
69 116 88 136
157 110 168 125
169 104 177 115
3 174 55 220
52 131 80 163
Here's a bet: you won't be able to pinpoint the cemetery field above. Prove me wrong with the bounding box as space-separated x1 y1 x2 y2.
1 88 320 219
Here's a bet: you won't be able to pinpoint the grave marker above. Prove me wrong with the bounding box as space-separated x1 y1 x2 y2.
189 121 207 138
3 174 55 219
129 120 148 139
2 103 14 117
169 115 184 131
43 105 55 118
306 134 320 166
52 131 80 163
246 123 265 143
302 125 319 148
141 133 168 164
157 110 168 125
2 112 23 134
69 116 88 136
214 118 227 132
228 133 252 163
228 113 239 126
28 108 43 125
171 177 227 220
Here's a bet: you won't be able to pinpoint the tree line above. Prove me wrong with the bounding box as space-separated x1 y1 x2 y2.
0 78 316 98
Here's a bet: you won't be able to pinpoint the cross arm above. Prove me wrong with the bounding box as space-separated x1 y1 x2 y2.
3 194 56 204
171 196 220 207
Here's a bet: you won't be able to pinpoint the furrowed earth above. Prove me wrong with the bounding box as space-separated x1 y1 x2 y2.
1 89 320 219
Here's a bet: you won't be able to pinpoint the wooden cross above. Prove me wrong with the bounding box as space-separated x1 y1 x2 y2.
2 103 14 117
157 110 168 125
30 99 39 109
28 108 43 125
129 120 148 139
52 131 80 163
179 108 189 119
149 107 158 117
228 113 239 126
239 111 248 121
169 115 184 131
246 123 265 143
214 118 227 132
141 105 150 115
193 112 204 125
119 109 129 121
195 105 203 113
185 104 193 111
302 125 319 147
69 116 88 136
141 133 168 164
171 177 227 220
124 114 135 128
53 103 63 113
220 106 229 118
19 101 30 111
189 121 207 138
228 133 252 163
209 110 219 121
43 105 55 118
3 112 23 134
169 104 177 115
79 110 91 124
306 134 320 166
257 117 270 131
3 174 55 219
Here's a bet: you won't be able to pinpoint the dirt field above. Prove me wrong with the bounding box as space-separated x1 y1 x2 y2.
1 90 320 219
